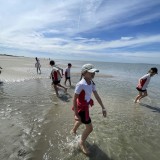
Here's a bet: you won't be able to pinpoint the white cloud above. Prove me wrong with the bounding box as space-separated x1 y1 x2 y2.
121 37 134 40
0 0 160 64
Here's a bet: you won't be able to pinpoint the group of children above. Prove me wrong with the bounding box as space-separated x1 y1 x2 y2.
0 57 159 155
49 60 72 97
49 59 158 155
49 61 107 154
35 58 158 155
35 58 72 97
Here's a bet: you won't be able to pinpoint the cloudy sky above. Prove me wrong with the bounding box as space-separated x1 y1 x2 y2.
0 0 160 64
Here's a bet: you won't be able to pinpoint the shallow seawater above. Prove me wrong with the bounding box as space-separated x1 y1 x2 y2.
0 78 60 159
32 77 160 160
0 56 160 160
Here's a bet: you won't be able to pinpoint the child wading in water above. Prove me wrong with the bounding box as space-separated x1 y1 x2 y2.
35 57 41 74
134 67 158 103
70 64 107 155
64 63 72 86
50 60 67 97
0 66 2 74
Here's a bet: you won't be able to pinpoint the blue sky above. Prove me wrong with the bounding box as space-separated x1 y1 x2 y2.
0 0 160 64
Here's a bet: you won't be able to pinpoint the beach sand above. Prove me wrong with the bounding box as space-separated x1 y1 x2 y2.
0 55 69 159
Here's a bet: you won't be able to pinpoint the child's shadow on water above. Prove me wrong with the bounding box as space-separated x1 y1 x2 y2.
87 144 113 160
58 93 72 102
70 85 75 89
139 103 160 113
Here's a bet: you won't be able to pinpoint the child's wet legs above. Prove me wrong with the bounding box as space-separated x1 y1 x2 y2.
79 123 93 154
70 120 81 135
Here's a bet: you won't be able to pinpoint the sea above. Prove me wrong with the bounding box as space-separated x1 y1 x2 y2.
0 56 160 160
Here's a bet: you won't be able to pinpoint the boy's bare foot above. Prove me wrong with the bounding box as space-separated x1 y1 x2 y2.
134 100 137 103
70 129 76 136
134 99 140 103
79 142 90 155
137 99 140 103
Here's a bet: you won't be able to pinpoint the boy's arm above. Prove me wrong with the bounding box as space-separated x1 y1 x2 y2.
57 66 64 75
93 90 107 117
61 68 64 75
57 70 62 78
137 76 147 89
73 93 81 121
50 71 52 79
65 69 67 78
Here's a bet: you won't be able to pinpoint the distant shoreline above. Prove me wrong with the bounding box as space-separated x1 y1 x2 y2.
0 54 159 65
0 54 24 58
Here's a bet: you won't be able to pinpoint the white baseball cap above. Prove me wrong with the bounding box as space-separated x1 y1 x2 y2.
81 64 99 73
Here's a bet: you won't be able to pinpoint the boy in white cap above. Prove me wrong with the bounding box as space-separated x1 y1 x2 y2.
70 64 107 155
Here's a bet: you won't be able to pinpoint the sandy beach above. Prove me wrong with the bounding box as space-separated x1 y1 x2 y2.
0 55 76 160
0 55 160 160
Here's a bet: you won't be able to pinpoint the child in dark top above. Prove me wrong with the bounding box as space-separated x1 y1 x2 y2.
35 57 41 74
64 63 72 86
0 66 2 74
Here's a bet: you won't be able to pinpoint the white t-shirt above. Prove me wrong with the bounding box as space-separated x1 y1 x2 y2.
35 59 41 68
65 68 70 77
75 78 96 102
137 73 151 90
51 66 61 81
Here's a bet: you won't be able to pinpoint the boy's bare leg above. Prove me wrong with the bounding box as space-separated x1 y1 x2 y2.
39 67 41 74
70 121 81 135
64 79 67 85
134 92 142 103
79 123 93 154
69 79 71 86
57 84 68 92
138 91 148 101
53 85 59 96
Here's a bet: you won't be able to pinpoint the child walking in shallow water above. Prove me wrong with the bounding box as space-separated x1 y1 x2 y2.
134 67 158 103
64 63 72 86
0 66 2 74
70 64 107 155
50 60 67 97
35 57 41 74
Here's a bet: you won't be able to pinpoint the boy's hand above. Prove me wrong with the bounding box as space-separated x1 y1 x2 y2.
102 109 107 117
74 114 81 121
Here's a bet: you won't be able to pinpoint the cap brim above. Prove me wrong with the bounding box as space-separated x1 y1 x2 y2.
88 69 99 73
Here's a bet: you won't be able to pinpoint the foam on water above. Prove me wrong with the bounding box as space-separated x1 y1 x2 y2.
65 135 81 153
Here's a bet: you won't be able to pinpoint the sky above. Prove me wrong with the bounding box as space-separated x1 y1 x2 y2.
0 0 160 64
